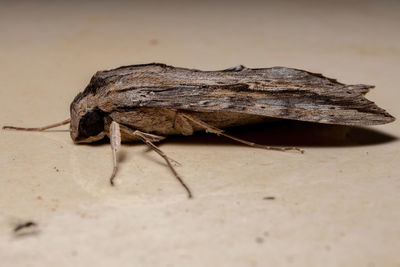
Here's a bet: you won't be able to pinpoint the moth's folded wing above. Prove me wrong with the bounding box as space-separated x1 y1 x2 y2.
154 67 395 126
167 84 395 126
94 65 395 126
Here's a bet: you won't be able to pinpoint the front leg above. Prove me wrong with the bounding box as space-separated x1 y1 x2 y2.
108 121 167 186
109 121 121 186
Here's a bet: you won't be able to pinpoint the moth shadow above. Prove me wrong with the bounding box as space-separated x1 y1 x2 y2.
166 120 397 148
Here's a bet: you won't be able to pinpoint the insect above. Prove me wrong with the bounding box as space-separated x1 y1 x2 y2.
3 63 395 198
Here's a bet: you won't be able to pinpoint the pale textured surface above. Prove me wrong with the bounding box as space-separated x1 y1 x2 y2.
0 1 399 266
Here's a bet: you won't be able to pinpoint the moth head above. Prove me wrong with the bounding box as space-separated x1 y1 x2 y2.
70 94 107 143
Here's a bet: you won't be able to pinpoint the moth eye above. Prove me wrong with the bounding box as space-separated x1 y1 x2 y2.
77 108 106 140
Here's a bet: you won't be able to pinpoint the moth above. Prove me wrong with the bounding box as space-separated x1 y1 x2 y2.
3 63 395 198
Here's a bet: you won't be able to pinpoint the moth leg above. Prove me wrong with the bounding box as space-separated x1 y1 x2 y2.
128 130 180 166
109 121 121 186
131 130 192 198
3 119 71 131
179 113 304 153
135 131 166 143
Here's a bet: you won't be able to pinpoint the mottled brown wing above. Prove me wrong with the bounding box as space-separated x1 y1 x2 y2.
84 63 394 126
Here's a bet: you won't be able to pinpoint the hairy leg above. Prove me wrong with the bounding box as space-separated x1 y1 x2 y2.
131 130 192 198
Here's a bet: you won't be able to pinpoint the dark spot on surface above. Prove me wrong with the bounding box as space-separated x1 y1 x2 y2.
255 237 264 243
263 196 276 200
14 221 37 232
77 108 106 140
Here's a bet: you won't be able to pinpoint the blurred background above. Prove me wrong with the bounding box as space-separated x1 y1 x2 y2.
1 0 399 122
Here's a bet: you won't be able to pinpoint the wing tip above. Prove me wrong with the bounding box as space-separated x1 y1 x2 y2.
377 112 396 124
348 84 375 95
363 105 396 125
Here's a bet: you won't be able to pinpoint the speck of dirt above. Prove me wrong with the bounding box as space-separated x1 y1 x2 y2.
255 237 264 244
37 196 42 200
13 221 37 233
263 196 276 200
149 39 159 46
